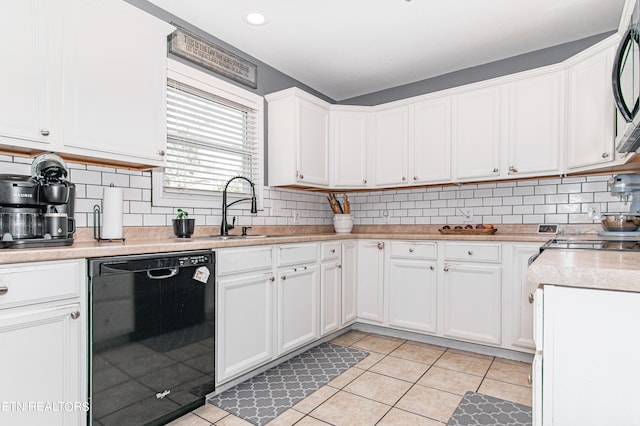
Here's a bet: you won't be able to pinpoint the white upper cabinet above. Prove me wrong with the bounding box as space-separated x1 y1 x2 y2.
0 0 173 167
566 38 618 170
453 86 502 181
267 88 330 187
62 0 173 166
331 108 370 188
505 71 563 177
410 97 452 184
0 0 62 150
373 106 409 187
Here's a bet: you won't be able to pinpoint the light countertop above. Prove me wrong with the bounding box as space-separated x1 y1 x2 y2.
0 224 552 265
528 248 640 293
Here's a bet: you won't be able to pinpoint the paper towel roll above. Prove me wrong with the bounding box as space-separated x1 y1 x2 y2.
102 186 123 239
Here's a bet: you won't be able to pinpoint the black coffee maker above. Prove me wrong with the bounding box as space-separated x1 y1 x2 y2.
0 153 76 249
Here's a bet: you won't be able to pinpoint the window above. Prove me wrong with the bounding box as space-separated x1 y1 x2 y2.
153 59 264 209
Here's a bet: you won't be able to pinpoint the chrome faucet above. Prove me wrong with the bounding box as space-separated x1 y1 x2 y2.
221 176 258 236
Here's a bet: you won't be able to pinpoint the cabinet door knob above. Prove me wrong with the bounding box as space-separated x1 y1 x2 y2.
527 373 532 385
40 129 50 136
468 250 473 256
492 168 499 173
0 286 8 295
409 248 414 253
377 242 384 250
444 266 449 272
337 264 342 269
602 152 610 158
282 275 286 280
157 149 165 156
330 249 335 254
413 176 418 181
270 275 275 282
402 176 407 181
362 179 367 184
528 293 534 304
509 166 518 174
429 265 434 271
70 311 80 320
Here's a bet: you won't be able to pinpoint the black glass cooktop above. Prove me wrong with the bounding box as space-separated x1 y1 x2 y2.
542 239 640 252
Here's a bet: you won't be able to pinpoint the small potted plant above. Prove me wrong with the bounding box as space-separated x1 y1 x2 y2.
172 208 195 238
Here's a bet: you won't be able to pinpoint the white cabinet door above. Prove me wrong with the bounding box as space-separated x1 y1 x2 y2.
276 266 319 355
508 244 540 351
0 0 61 150
267 89 330 187
62 0 172 166
411 98 452 184
357 240 385 323
388 259 437 333
442 263 502 345
374 107 409 187
216 272 274 383
566 42 616 169
507 72 563 177
320 261 341 336
0 303 84 426
541 286 640 425
453 86 502 181
341 241 358 325
332 110 369 188
298 99 330 186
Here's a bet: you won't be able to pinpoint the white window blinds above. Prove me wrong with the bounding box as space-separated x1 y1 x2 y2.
164 79 260 196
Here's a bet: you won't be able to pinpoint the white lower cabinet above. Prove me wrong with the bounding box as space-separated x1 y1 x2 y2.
276 265 319 355
320 261 341 336
0 259 86 426
387 241 438 334
357 240 385 323
216 271 274 384
442 242 502 346
536 285 640 426
507 243 541 351
341 241 358 325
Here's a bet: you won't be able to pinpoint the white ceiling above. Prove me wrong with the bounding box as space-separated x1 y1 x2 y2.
148 0 627 101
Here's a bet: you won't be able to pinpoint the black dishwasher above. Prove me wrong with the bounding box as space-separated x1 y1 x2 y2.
88 250 215 426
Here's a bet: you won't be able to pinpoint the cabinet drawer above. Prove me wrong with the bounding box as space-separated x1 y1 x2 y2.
217 247 273 276
278 243 318 267
320 242 340 261
0 259 83 309
390 241 436 259
443 242 501 263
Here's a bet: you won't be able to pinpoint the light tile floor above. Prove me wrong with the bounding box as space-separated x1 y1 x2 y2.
169 331 532 426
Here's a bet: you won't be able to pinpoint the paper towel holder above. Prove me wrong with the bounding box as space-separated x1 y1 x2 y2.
93 204 126 242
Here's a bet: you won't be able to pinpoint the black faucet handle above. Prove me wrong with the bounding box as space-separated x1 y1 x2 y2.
241 226 252 236
228 216 236 231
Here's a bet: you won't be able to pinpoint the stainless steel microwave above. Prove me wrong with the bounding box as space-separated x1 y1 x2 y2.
613 0 640 152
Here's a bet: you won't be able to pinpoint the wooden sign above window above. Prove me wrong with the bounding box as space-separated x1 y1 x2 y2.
168 25 258 89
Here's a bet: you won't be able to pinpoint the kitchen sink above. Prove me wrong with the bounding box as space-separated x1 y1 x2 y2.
195 234 274 240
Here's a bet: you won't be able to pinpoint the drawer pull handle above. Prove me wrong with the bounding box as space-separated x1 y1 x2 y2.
528 293 534 304
409 248 414 253
468 250 473 256
70 311 80 320
527 373 532 385
0 286 8 295
40 129 50 136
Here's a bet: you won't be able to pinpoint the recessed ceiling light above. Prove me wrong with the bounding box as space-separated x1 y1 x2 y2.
245 11 268 26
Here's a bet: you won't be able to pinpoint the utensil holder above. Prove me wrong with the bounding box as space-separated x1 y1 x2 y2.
333 214 353 234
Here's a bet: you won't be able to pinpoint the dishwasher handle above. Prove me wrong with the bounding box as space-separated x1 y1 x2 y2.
146 268 179 280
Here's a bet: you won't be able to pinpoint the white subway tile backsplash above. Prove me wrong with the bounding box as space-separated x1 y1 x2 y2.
0 157 630 228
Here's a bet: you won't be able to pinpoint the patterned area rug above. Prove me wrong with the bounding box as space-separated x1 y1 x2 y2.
207 342 369 426
447 391 532 426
